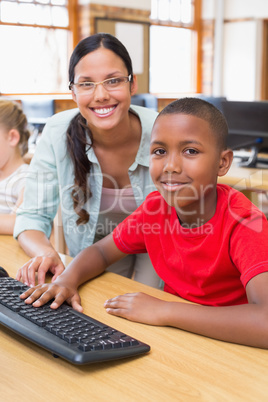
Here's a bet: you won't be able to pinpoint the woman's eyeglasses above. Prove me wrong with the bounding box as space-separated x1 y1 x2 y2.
69 75 132 95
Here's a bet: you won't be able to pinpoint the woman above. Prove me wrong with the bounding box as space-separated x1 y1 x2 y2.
15 33 160 288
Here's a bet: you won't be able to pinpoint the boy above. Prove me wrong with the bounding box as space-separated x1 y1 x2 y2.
19 98 268 348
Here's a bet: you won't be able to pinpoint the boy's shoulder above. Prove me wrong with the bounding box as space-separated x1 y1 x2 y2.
217 183 265 220
217 183 253 205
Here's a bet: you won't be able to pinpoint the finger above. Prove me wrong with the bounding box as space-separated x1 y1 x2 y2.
70 297 83 313
15 268 22 281
104 294 133 307
20 286 40 299
21 258 43 287
23 285 50 304
16 261 33 282
105 306 128 318
104 298 129 312
36 258 55 285
51 265 65 283
104 297 120 308
49 291 71 309
27 259 41 287
18 261 34 286
30 287 58 307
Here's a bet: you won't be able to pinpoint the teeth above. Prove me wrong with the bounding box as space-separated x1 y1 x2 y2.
164 183 180 186
94 107 115 115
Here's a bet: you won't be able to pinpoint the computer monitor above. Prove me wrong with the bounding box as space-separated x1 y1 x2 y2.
21 99 55 150
131 94 158 111
21 99 54 126
195 95 227 113
222 100 268 167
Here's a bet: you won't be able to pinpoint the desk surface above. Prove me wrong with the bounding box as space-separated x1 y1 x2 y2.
218 159 268 191
1 236 268 401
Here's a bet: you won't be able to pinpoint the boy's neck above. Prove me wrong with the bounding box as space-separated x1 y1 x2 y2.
176 189 218 227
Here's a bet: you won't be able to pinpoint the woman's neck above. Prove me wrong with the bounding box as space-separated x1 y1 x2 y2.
90 111 140 150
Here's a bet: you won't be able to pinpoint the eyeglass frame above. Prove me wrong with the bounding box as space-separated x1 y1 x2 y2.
69 74 133 93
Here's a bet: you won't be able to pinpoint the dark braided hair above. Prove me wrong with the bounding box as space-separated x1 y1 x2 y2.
66 113 92 225
66 33 133 225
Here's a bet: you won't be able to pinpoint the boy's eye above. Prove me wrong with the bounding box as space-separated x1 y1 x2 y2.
153 148 166 155
184 148 198 155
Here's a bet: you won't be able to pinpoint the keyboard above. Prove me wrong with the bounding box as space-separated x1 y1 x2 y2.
0 276 150 365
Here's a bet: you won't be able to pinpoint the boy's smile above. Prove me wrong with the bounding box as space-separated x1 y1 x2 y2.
149 113 231 225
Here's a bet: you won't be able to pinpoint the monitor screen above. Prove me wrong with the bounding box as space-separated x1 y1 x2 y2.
21 99 54 125
222 101 268 152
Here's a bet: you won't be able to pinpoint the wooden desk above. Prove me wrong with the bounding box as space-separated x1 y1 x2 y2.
218 160 268 207
1 236 268 401
219 160 268 191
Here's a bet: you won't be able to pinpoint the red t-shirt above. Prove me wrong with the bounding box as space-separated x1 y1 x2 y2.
113 184 268 306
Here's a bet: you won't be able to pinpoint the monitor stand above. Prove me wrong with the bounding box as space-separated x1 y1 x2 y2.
233 147 268 168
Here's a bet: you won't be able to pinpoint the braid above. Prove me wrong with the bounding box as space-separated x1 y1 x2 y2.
66 113 93 225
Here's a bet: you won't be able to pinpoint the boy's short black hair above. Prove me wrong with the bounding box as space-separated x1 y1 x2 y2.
157 97 229 150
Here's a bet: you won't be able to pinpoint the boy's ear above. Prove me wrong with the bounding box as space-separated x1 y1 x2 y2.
217 149 233 177
130 74 138 96
8 129 20 147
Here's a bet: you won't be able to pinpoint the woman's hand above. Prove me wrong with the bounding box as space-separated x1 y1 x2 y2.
16 252 65 287
104 292 169 325
20 280 83 312
16 230 66 287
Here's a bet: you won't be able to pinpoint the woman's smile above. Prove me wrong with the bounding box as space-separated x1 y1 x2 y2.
91 105 117 117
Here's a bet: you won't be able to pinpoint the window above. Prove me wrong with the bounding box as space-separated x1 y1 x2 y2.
150 25 196 94
151 0 194 24
150 0 200 95
0 0 70 94
0 0 200 96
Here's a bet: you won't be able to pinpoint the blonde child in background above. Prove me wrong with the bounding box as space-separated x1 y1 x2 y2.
0 99 30 234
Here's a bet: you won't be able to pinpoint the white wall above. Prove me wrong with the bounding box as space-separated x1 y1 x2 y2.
203 0 268 18
79 0 151 9
202 0 215 19
207 0 267 100
222 20 260 100
224 0 268 19
82 0 268 17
